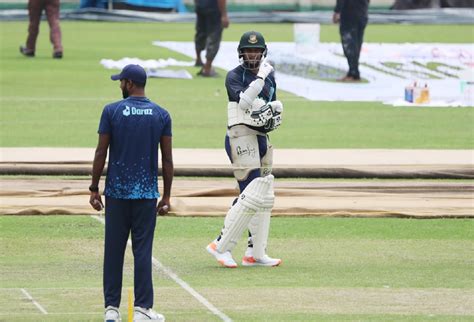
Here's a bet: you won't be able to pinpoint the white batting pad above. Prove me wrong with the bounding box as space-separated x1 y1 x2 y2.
216 176 273 253
248 175 275 259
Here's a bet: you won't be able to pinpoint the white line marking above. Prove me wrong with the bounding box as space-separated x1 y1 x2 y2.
21 288 48 314
150 257 232 322
91 215 232 322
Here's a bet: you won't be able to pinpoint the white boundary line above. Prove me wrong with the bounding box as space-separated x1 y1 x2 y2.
20 288 48 315
91 215 232 322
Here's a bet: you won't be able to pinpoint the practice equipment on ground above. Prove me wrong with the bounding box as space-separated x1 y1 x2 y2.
216 176 274 253
128 288 133 322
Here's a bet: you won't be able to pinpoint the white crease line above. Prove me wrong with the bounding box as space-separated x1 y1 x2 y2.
150 257 232 322
91 215 232 322
20 288 48 315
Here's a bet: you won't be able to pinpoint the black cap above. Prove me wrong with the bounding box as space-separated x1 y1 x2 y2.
111 64 147 85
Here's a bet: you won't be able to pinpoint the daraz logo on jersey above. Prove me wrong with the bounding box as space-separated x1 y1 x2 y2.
123 105 153 117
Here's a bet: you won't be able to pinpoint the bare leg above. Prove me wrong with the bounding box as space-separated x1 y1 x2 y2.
195 48 203 67
202 59 213 75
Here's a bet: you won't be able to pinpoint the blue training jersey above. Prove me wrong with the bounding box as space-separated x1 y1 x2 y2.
98 96 172 199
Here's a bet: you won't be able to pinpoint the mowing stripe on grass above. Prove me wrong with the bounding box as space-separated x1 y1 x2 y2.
20 288 48 314
91 215 232 322
0 97 113 101
0 96 308 102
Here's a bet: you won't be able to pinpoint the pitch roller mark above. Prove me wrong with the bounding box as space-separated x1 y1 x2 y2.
91 215 232 322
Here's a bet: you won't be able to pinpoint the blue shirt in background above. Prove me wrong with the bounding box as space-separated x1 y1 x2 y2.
98 96 172 199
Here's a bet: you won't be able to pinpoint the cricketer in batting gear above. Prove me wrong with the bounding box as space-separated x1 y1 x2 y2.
207 31 283 267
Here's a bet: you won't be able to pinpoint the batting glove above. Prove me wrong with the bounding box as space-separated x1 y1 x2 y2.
257 59 274 80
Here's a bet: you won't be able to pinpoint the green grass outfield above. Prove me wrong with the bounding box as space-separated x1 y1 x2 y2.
1 22 473 321
1 215 473 321
1 22 473 148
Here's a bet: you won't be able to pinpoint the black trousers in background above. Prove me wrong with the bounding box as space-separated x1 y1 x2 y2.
103 197 157 309
194 8 222 61
339 18 367 79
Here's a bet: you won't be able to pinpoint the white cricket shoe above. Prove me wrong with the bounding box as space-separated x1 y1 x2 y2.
242 248 281 267
104 306 121 322
206 241 238 268
133 306 165 321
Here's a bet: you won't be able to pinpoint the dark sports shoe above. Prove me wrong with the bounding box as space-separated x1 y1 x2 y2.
53 51 63 59
19 46 34 57
196 68 218 78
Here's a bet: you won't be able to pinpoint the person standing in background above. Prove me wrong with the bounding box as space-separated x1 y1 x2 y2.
333 0 369 82
194 0 229 77
20 0 63 59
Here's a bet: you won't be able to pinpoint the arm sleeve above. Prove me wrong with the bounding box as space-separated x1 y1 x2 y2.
98 105 111 134
226 71 264 110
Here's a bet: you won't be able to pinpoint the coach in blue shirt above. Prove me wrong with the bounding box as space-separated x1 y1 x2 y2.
89 64 173 321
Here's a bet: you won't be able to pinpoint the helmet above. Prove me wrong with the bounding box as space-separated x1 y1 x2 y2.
238 31 267 69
